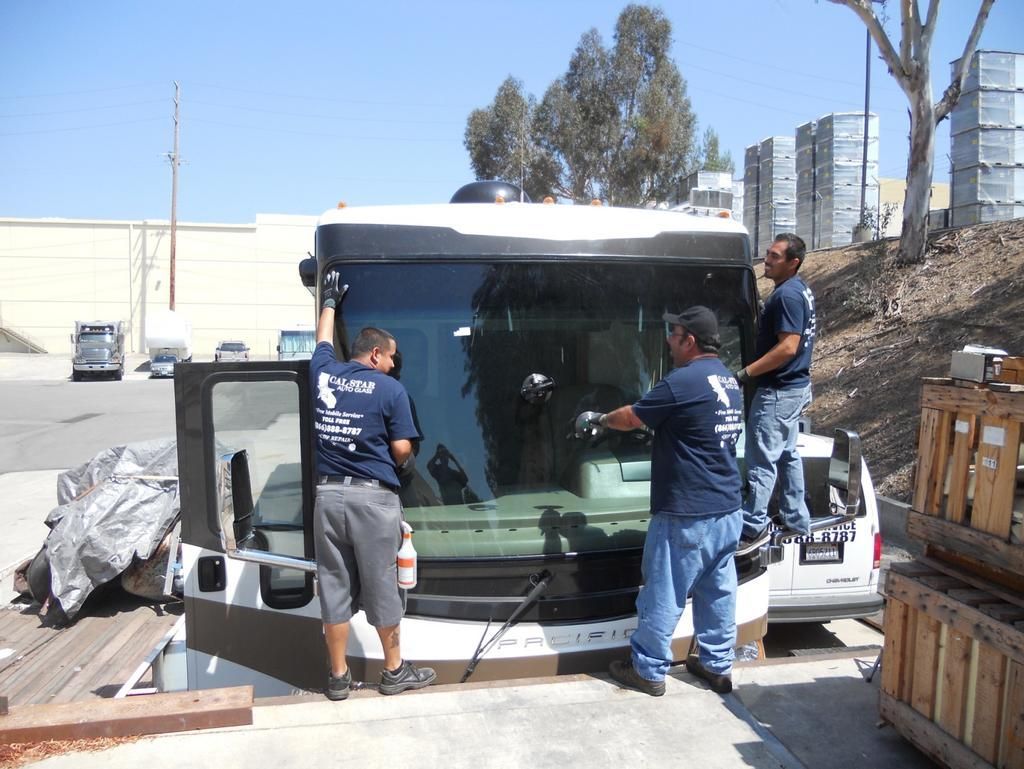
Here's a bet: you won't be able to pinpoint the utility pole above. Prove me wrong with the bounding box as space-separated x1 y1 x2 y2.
859 28 871 232
168 81 180 311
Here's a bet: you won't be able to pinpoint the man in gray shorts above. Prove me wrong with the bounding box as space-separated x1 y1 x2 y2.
311 269 436 700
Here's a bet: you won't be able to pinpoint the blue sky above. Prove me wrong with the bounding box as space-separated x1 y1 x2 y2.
1 1 1021 223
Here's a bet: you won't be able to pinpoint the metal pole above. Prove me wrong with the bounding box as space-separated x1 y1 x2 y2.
127 222 134 353
860 29 871 228
169 82 180 311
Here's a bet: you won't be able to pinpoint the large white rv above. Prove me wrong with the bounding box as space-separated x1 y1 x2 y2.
169 183 863 696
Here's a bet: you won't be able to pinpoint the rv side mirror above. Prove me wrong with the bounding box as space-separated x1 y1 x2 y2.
216 450 317 573
828 428 862 517
299 256 317 290
218 450 255 551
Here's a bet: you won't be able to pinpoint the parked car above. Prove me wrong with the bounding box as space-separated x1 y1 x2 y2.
150 354 178 378
215 340 250 362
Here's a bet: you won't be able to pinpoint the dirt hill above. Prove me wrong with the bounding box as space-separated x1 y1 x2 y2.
776 217 1024 502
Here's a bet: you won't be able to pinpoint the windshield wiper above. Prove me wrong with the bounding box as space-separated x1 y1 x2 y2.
460 570 552 683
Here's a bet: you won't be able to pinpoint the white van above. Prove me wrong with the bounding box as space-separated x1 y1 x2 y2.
759 429 883 623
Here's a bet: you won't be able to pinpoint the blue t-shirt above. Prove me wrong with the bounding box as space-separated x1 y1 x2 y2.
632 356 744 516
309 342 419 488
755 275 816 390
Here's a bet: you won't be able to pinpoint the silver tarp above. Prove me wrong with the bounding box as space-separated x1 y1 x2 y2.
45 439 179 619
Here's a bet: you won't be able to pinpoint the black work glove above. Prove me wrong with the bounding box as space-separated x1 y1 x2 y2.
321 269 348 310
573 411 607 439
734 367 750 384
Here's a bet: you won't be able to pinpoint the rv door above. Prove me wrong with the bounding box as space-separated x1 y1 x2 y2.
174 360 328 694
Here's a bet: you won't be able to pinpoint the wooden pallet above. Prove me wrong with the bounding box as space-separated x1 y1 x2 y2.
910 379 1024 588
881 560 1024 768
0 595 181 706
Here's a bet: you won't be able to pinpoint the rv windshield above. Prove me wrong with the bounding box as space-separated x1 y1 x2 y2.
279 330 315 356
336 260 755 558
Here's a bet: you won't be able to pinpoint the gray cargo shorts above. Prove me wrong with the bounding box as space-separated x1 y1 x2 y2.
314 483 404 627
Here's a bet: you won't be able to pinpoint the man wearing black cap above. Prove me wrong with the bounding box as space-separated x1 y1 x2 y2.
735 233 816 548
574 305 744 696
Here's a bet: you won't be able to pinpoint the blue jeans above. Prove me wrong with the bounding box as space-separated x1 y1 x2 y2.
742 384 812 538
631 510 742 681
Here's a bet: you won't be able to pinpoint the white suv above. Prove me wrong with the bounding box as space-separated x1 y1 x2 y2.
214 340 250 362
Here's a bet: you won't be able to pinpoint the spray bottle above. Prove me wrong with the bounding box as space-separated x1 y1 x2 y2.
397 520 417 590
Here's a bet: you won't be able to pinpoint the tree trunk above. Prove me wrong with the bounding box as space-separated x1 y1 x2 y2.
898 87 935 266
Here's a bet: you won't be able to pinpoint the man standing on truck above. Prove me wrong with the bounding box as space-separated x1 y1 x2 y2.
310 269 436 700
735 233 816 547
575 306 744 696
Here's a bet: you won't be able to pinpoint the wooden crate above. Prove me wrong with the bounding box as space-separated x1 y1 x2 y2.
909 379 1024 586
997 358 1024 386
881 560 1024 769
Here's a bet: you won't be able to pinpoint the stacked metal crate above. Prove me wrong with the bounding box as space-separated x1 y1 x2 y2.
679 170 734 211
731 179 744 223
742 144 760 247
814 112 879 248
795 121 817 248
950 50 1024 226
756 136 796 257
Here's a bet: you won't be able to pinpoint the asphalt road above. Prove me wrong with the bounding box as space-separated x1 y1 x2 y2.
0 375 177 473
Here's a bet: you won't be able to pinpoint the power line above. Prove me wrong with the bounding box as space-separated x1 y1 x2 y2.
187 98 462 126
0 100 167 119
680 59 906 117
190 80 474 111
188 117 455 142
0 83 164 100
0 117 164 137
680 41 865 88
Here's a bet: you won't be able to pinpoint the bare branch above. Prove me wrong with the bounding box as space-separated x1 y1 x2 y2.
923 0 940 34
935 0 996 121
900 0 913 71
915 0 937 64
828 0 909 85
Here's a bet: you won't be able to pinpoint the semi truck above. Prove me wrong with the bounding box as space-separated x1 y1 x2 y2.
70 320 126 381
166 182 866 696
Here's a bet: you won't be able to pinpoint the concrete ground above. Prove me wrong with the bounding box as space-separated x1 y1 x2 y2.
16 651 934 769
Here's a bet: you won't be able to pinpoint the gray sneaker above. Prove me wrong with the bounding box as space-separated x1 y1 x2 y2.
326 669 351 701
379 660 437 695
608 659 665 697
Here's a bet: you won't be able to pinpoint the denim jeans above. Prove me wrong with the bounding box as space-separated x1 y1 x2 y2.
630 509 742 681
742 384 812 538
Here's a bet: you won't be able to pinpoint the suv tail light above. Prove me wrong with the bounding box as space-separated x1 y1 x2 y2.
873 531 882 570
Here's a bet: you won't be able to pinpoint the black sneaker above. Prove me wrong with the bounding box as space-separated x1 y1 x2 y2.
608 659 665 697
685 657 733 694
326 669 351 701
736 527 769 554
379 660 437 695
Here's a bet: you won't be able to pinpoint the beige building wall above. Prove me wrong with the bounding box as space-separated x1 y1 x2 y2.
878 178 951 236
0 213 318 356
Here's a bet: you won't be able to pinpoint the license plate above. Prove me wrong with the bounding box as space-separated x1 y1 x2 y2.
801 542 842 563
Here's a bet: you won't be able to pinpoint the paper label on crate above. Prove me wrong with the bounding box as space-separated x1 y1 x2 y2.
981 425 1005 447
982 457 998 471
955 420 970 434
